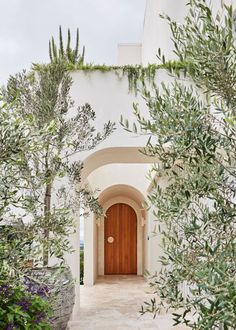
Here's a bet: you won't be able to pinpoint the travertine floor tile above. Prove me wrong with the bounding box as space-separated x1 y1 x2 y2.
69 275 190 330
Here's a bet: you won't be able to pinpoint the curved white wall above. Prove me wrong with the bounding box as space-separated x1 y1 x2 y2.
142 0 235 66
87 163 151 194
68 69 174 166
69 70 148 155
142 0 187 65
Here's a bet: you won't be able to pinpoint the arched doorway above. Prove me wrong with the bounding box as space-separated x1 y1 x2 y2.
104 203 137 274
84 184 148 285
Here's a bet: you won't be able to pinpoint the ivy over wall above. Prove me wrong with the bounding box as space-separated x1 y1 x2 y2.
48 27 191 94
66 60 191 94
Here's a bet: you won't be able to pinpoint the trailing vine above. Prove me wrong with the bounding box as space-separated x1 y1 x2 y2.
67 61 190 94
49 27 190 93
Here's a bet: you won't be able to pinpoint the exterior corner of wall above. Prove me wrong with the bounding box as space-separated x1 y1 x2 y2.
84 212 96 286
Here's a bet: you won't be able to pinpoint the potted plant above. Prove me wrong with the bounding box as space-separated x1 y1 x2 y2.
0 280 52 330
0 98 54 328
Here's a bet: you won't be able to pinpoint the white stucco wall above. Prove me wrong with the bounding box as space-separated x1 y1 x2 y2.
66 1 236 322
87 164 151 193
142 0 187 65
117 43 142 65
83 211 97 286
142 0 236 66
67 67 176 289
69 70 147 156
69 68 174 162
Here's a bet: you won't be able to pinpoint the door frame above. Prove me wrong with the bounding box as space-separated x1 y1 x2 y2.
104 203 137 275
97 197 143 276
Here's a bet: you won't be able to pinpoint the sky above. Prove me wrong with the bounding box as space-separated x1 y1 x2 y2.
0 0 146 85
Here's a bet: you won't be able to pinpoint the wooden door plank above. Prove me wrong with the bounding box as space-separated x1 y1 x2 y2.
105 203 137 275
104 204 119 274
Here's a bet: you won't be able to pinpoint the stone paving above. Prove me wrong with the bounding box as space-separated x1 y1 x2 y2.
69 275 190 330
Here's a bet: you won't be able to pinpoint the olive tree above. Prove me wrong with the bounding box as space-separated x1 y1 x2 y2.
2 60 114 266
0 96 37 277
122 1 236 328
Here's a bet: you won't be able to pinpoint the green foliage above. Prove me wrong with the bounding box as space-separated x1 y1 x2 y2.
123 1 236 329
0 99 31 215
0 280 52 329
2 60 114 266
0 223 33 280
80 249 84 285
0 30 113 329
67 61 188 94
164 0 236 105
0 98 39 279
49 26 85 66
48 27 190 93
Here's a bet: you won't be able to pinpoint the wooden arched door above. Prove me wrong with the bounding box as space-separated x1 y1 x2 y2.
104 203 137 274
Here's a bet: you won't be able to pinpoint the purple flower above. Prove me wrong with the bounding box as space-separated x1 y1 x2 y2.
34 312 45 324
0 284 11 298
4 323 15 330
16 299 30 311
24 278 49 298
0 284 9 294
0 284 9 292
37 285 49 297
24 278 36 293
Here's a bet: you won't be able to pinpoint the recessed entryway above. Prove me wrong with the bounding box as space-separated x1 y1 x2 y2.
83 184 149 286
105 203 137 275
97 189 146 277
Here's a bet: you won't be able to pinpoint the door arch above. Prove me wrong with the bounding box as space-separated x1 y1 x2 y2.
104 203 137 274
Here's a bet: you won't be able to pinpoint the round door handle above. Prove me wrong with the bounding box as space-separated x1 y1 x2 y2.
107 236 114 243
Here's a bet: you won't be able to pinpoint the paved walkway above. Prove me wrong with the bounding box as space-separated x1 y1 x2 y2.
70 275 190 330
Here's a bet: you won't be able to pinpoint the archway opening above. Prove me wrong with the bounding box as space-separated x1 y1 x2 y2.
94 184 147 280
81 147 154 286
